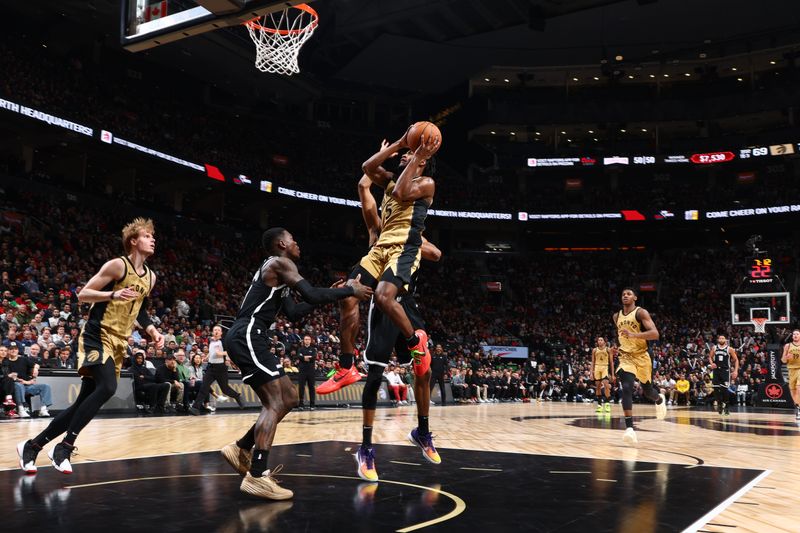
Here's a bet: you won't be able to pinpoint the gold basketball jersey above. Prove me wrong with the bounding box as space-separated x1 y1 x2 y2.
787 343 800 369
91 256 152 338
616 307 648 353
376 179 429 247
595 348 610 366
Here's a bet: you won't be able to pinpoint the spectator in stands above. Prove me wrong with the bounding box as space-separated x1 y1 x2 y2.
130 351 169 414
385 365 408 406
174 350 192 409
0 346 18 417
53 348 76 370
185 353 204 409
2 344 52 418
155 354 183 412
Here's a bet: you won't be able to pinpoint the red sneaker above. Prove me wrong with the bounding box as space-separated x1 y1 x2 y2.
3 397 15 408
410 329 431 377
316 365 362 395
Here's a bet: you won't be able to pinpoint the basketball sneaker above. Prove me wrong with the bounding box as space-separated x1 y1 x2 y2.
410 330 431 377
222 442 252 476
240 466 293 500
355 445 378 482
604 402 611 413
623 427 638 446
408 428 441 464
595 402 603 412
723 404 730 416
48 442 77 474
316 364 361 395
3 396 15 408
655 393 667 420
17 440 40 474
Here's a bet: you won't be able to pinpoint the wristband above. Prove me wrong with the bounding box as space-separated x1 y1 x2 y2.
110 290 116 301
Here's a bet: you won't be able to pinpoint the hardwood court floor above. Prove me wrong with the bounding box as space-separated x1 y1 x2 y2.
2 401 799 532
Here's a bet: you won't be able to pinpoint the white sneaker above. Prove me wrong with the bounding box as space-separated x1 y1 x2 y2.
217 396 230 403
39 406 50 418
430 400 436 405
207 404 217 412
655 394 667 420
623 427 638 446
18 406 30 418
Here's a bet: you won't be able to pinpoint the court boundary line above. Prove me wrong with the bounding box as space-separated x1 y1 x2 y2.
681 469 771 533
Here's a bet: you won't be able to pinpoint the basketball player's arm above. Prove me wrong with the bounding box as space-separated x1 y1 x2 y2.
362 139 402 188
730 348 739 378
781 343 790 363
271 258 373 303
590 348 596 373
358 174 382 246
137 272 164 349
77 258 136 303
625 308 659 340
709 346 717 368
421 237 442 262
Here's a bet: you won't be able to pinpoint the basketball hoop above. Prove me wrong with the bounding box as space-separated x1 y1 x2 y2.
244 3 319 75
752 317 768 334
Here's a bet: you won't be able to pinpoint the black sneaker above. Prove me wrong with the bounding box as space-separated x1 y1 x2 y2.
723 404 730 416
17 440 41 474
235 395 246 409
48 442 77 474
188 406 203 416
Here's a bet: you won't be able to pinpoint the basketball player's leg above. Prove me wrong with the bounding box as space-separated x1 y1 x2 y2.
190 371 216 412
18 374 97 473
317 264 378 395
594 379 603 410
355 300 395 481
339 262 380 370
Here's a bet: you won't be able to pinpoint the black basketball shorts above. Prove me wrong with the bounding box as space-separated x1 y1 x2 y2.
224 319 285 389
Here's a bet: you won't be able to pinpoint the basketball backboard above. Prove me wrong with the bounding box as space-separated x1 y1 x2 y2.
730 292 791 326
121 0 308 52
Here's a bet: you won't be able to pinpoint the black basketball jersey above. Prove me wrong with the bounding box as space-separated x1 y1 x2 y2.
714 345 730 370
235 257 290 325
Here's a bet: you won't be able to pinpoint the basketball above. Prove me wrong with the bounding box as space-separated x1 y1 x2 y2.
405 121 442 153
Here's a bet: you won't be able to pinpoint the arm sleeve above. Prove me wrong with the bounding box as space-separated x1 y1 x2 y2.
281 295 316 321
136 299 153 330
293 279 355 305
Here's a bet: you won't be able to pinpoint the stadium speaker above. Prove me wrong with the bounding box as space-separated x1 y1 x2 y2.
528 5 546 32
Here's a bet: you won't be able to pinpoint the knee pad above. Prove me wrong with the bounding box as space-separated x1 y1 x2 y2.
361 365 384 410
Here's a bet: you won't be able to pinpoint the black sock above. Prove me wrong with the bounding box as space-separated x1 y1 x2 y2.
237 424 256 450
362 425 373 447
63 431 79 446
418 416 429 435
406 334 420 349
339 353 354 370
250 448 269 477
625 416 634 429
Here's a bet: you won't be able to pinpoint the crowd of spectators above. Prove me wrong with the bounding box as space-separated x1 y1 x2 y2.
0 176 795 418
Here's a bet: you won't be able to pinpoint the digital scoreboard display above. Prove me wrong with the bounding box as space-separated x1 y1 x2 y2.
749 257 775 285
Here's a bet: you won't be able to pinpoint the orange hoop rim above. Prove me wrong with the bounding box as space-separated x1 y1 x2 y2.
752 317 768 331
244 3 319 35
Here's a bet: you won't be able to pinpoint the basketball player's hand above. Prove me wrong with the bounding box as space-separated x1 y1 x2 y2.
330 279 346 289
346 274 374 301
710 362 717 369
381 139 399 158
114 286 139 301
620 328 632 338
415 134 440 159
151 329 165 350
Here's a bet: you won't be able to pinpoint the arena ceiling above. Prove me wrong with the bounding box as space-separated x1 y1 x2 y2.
10 0 800 95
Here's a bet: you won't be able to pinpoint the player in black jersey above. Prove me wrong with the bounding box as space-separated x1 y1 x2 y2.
708 334 739 416
219 228 372 501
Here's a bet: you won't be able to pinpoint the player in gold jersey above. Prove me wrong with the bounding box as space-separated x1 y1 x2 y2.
318 132 439 395
614 287 666 446
591 337 615 413
780 329 800 419
17 218 164 475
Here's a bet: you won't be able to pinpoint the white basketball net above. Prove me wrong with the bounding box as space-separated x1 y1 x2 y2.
245 4 318 76
752 318 767 333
